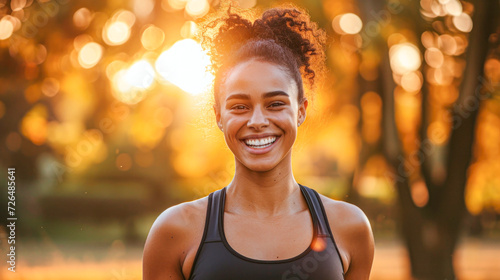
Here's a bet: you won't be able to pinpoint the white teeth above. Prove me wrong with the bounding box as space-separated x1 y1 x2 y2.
244 136 277 148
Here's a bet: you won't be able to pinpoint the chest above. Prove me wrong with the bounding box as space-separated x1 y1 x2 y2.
223 210 314 261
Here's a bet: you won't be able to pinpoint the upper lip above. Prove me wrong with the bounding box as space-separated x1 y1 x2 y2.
240 133 280 140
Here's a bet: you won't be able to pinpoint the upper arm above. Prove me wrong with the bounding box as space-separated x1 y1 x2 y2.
321 197 374 280
342 206 374 280
142 205 190 280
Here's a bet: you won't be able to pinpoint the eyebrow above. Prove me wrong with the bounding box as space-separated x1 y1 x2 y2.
225 91 289 102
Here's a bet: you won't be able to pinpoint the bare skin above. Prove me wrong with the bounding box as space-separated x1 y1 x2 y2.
143 60 374 280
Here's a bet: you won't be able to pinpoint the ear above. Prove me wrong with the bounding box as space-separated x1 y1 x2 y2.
213 104 222 129
297 98 308 126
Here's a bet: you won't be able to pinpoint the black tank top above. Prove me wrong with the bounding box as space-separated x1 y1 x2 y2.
188 184 345 280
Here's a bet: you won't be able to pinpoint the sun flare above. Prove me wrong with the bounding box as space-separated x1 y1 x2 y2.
155 39 214 95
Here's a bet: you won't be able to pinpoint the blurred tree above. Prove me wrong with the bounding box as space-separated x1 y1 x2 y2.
355 0 500 278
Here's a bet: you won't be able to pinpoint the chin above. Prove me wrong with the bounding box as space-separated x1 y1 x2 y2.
236 157 282 173
245 164 276 173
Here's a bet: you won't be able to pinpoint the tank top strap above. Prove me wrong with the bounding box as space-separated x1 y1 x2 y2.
299 184 331 238
204 187 226 243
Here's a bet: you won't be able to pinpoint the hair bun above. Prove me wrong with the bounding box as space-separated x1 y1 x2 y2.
256 8 325 81
200 4 326 88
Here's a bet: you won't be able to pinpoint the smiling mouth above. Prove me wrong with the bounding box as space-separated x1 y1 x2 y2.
243 136 278 149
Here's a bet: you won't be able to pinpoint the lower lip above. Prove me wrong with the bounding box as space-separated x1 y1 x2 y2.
242 136 280 155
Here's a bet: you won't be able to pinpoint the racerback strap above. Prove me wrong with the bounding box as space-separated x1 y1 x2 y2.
204 187 225 243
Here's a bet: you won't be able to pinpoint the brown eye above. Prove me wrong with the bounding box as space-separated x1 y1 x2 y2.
231 105 247 110
269 102 285 108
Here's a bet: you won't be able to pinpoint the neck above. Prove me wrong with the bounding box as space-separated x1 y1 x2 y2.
225 155 304 217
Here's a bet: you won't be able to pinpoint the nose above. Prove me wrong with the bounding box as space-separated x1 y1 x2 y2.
247 106 269 130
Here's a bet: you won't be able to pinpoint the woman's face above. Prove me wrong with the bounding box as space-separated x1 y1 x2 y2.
214 59 307 172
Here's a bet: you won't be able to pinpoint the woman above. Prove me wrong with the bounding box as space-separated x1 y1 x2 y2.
143 4 374 280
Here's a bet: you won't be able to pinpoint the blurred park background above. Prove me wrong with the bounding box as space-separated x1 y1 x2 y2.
0 0 499 279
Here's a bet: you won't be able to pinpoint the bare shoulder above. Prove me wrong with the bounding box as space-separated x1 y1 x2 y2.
318 194 374 279
318 194 371 231
143 196 209 280
151 196 209 234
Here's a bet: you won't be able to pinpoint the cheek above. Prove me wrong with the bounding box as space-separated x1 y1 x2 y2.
222 114 245 139
281 112 299 139
277 109 298 127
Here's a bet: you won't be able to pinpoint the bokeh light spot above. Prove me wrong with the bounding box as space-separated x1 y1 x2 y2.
73 7 92 29
0 17 14 40
78 42 103 69
425 47 444 68
421 31 437 49
389 43 421 75
444 0 462 16
185 0 210 18
10 0 26 11
401 71 422 93
167 0 188 10
104 21 131 46
116 153 132 171
115 10 136 27
339 13 363 34
141 25 165 50
41 77 60 97
21 104 47 145
437 34 457 55
411 181 429 207
452 13 473 33
133 0 155 18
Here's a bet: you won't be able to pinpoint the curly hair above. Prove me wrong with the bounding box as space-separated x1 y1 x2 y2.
199 3 326 107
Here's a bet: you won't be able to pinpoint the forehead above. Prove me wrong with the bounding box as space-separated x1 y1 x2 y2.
222 59 298 99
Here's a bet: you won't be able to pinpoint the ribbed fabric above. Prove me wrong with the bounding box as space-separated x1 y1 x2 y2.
189 184 345 280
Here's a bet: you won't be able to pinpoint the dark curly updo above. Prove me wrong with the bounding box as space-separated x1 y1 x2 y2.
200 3 326 108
